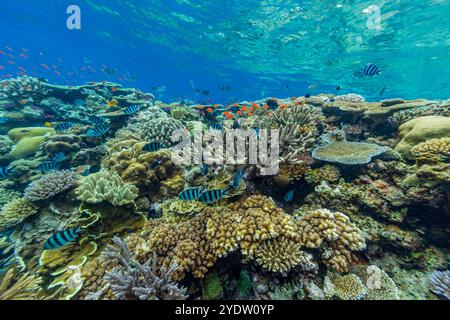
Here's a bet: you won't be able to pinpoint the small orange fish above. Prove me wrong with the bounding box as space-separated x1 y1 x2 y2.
108 99 118 107
44 122 53 128
294 101 299 107
279 104 288 109
262 104 269 110
291 97 297 101
242 106 249 112
18 66 26 72
19 54 28 59
301 100 305 107
247 112 254 117
197 105 204 109
40 63 50 70
251 102 258 108
224 112 234 119
207 107 214 113
111 87 118 92
236 110 243 116
233 103 239 107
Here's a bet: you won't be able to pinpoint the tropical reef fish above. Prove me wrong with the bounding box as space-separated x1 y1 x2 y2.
107 99 118 108
0 240 16 273
218 85 231 92
198 189 228 204
124 104 140 115
44 226 81 250
52 152 66 163
0 166 13 179
38 160 60 172
178 187 204 201
101 66 118 75
230 169 245 189
354 63 382 78
143 141 166 153
284 189 295 202
200 163 209 176
87 124 110 137
54 122 74 131
252 127 260 136
89 116 106 126
148 203 162 219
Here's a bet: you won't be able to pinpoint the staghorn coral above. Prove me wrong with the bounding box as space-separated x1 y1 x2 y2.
312 142 388 165
429 270 449 299
296 209 366 272
75 170 138 206
0 198 39 230
0 268 42 300
24 170 79 202
103 236 187 300
323 273 367 300
255 236 316 273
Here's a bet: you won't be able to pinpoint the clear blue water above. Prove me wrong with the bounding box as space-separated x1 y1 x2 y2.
1 0 449 103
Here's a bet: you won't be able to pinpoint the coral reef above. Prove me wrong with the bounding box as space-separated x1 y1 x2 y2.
312 142 388 165
0 268 42 300
24 170 79 202
0 198 39 230
428 270 449 299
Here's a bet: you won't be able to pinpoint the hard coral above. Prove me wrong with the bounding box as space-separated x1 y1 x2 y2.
75 170 138 206
0 198 39 230
296 209 366 272
312 142 388 165
24 170 79 202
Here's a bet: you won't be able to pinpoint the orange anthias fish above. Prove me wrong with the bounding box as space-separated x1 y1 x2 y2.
262 104 269 111
233 103 239 107
279 104 288 109
291 97 297 101
236 110 243 116
294 101 299 107
223 111 234 119
197 105 204 109
108 99 118 107
241 106 249 112
301 100 305 107
111 87 118 92
206 107 214 113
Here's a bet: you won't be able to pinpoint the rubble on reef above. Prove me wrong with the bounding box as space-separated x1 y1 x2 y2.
0 76 449 300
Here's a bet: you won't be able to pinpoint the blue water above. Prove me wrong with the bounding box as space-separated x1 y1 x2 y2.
1 0 449 103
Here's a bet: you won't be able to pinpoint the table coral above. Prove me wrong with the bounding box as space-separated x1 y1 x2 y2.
312 142 388 165
75 170 138 206
24 170 79 202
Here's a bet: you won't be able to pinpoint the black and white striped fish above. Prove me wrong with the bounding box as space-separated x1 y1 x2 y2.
178 187 205 201
44 226 81 250
0 166 13 179
86 124 110 137
354 63 382 78
198 188 228 204
89 116 106 126
143 141 165 153
101 66 117 75
52 152 66 163
0 239 16 273
200 163 209 176
230 169 245 189
54 122 74 131
38 160 60 172
124 105 140 115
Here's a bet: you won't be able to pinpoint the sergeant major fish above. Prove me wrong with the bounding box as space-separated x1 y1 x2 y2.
44 226 82 250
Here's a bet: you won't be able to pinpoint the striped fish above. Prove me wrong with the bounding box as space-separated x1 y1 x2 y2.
54 122 74 131
198 189 228 204
86 124 109 137
0 166 13 179
252 127 260 136
44 226 81 250
38 160 60 172
101 66 117 75
354 63 382 78
209 123 223 131
124 105 140 115
284 189 295 202
52 152 66 163
143 141 165 153
231 169 245 189
0 240 16 273
89 116 106 126
178 187 204 201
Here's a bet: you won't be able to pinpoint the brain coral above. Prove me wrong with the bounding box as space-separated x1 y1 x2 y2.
296 209 366 272
75 170 138 206
312 142 388 165
24 170 79 202
0 198 39 230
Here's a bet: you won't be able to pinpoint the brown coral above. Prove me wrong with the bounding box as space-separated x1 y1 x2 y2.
296 209 366 272
411 137 450 165
0 198 39 230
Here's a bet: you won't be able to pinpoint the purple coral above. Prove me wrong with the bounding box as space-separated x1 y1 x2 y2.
429 270 450 299
103 236 187 300
24 170 79 202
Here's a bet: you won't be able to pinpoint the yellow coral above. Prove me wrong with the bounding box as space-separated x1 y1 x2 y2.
0 198 39 230
0 268 42 300
255 236 303 273
324 273 367 300
297 209 366 272
411 137 450 164
161 199 206 223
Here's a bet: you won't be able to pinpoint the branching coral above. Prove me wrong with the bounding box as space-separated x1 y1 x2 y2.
305 165 341 186
411 137 450 165
323 273 367 300
103 236 187 300
296 209 366 272
24 170 79 202
0 268 42 300
75 170 138 206
0 198 39 230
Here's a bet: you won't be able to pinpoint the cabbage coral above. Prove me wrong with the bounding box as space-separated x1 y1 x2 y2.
24 170 79 202
75 170 138 206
